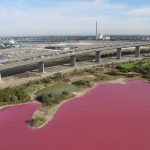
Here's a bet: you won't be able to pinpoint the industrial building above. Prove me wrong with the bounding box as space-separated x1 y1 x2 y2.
95 21 110 41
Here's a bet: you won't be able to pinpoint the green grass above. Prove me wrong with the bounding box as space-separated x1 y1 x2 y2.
119 62 137 69
23 84 45 95
119 58 150 70
142 58 150 63
95 73 119 81
36 83 77 96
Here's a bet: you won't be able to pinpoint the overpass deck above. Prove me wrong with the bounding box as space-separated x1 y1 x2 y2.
0 42 150 71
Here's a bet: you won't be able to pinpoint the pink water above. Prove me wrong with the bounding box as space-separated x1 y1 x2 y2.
0 80 150 150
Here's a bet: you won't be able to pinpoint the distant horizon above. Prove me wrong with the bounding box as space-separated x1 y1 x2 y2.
1 33 150 38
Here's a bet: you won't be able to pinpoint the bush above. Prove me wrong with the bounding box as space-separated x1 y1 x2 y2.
52 72 70 82
27 80 41 86
95 73 109 81
0 88 30 104
36 91 70 106
27 81 35 86
125 72 139 78
30 117 46 127
71 69 85 76
42 77 52 84
84 68 98 74
107 70 119 76
52 72 63 80
116 66 129 73
143 74 150 79
62 91 69 95
72 80 91 87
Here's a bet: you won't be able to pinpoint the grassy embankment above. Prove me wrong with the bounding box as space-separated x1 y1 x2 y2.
0 57 150 128
116 58 150 79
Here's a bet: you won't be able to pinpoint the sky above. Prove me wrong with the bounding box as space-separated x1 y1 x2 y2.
0 0 150 36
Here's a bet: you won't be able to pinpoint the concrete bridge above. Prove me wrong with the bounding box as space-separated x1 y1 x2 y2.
0 41 150 81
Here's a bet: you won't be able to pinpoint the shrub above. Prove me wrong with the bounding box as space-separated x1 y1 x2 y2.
84 68 98 74
30 117 46 127
107 70 119 76
0 88 30 104
95 73 109 80
36 91 70 106
62 91 69 95
71 69 85 76
116 66 129 73
42 77 52 84
52 72 70 82
72 80 91 87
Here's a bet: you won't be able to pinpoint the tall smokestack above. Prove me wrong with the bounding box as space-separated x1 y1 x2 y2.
96 21 98 40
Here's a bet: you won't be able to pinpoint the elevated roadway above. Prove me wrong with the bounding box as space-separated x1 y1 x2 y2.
0 41 150 80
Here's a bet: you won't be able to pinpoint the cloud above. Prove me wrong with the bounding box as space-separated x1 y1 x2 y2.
0 0 150 36
102 17 150 34
0 0 111 36
64 0 126 11
128 7 150 16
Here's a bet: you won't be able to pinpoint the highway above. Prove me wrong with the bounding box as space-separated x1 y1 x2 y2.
0 41 150 72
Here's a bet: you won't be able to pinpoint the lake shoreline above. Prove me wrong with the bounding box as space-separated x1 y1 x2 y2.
0 78 126 129
1 79 150 150
29 77 126 129
0 77 149 130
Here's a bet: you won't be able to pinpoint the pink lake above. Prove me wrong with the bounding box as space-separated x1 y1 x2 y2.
0 80 150 150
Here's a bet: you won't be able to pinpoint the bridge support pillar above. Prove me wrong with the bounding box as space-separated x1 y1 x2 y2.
38 62 44 73
135 46 140 57
70 55 76 67
117 48 122 59
95 51 101 63
0 73 1 82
